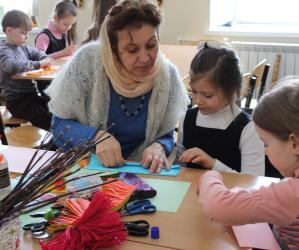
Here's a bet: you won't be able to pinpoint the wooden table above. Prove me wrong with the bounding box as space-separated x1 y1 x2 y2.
11 57 71 81
160 44 198 77
20 167 279 250
12 45 197 81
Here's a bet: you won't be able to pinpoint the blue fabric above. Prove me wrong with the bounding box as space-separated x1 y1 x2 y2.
87 154 181 176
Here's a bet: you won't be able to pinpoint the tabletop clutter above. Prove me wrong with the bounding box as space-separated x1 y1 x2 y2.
0 131 161 250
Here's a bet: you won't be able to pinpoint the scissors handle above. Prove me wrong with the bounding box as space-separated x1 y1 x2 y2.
124 220 150 236
127 204 156 215
126 199 151 210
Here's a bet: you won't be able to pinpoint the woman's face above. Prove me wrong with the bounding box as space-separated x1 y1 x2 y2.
116 24 159 78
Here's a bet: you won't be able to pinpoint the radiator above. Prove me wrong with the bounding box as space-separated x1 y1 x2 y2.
232 41 299 89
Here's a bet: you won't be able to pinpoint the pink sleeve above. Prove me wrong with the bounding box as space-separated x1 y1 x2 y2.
198 170 299 226
35 33 62 60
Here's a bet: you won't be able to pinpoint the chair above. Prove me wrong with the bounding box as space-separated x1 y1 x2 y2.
0 111 51 148
257 64 270 100
241 59 267 101
0 106 28 128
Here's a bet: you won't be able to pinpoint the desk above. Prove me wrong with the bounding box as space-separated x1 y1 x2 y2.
19 167 279 250
12 45 197 81
11 57 70 81
160 44 198 77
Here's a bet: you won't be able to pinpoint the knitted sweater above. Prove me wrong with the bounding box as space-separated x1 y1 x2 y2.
48 42 190 160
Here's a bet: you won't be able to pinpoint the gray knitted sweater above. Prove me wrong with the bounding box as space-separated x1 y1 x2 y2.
48 42 190 159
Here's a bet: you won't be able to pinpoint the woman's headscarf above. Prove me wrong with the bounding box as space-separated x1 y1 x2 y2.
99 17 161 98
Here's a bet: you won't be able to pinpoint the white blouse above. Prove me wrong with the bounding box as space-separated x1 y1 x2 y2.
176 104 265 176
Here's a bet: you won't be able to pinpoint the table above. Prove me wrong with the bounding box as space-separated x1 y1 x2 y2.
12 45 197 81
11 57 71 81
19 167 279 250
160 44 198 78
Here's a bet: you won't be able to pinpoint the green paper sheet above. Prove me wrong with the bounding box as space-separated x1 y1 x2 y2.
145 178 191 212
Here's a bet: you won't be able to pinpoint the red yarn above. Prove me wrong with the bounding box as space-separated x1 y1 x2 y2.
39 192 127 250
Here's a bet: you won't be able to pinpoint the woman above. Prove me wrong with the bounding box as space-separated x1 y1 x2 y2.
48 0 189 173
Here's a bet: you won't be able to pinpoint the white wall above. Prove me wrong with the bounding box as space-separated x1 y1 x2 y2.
33 0 299 46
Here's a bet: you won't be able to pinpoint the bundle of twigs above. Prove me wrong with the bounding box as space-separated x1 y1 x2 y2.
0 126 116 225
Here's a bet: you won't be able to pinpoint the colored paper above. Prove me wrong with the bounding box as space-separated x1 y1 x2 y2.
1 146 56 174
145 178 191 212
232 223 281 250
87 154 181 176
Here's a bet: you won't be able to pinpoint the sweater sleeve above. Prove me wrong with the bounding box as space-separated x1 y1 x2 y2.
154 129 174 156
0 46 40 74
51 114 97 151
198 170 299 227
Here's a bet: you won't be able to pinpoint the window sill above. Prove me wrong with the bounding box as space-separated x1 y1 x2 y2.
205 25 299 38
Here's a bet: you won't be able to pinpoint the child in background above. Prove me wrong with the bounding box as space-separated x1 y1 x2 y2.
0 10 53 130
198 79 299 250
176 42 264 176
35 0 78 97
35 0 78 59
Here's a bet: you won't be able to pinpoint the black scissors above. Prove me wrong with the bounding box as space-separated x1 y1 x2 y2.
124 220 150 236
121 199 156 216
22 220 50 239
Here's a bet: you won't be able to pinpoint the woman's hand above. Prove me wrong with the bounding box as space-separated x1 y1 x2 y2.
179 147 215 170
141 142 170 173
95 130 125 167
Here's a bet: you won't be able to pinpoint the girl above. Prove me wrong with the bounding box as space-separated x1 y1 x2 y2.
35 0 78 59
176 42 265 175
198 79 299 250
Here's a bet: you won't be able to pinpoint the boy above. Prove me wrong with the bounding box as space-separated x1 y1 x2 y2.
0 10 53 130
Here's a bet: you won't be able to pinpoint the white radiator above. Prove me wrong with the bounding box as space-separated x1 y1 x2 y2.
232 41 299 88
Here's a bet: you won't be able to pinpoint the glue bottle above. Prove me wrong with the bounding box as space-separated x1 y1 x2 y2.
0 153 11 201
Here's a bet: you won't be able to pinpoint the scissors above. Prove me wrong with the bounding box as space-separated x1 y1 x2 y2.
124 220 150 236
22 220 50 239
121 199 156 216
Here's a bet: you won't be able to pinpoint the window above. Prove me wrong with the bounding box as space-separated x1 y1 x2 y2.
0 0 36 28
210 0 299 34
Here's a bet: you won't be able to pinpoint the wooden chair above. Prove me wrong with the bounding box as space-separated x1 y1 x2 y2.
0 106 28 128
241 59 267 100
0 111 51 148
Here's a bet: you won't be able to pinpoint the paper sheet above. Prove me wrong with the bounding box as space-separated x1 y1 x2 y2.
232 223 281 250
145 178 191 212
87 154 181 176
2 146 56 174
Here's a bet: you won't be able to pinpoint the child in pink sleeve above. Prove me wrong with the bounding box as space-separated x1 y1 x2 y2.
35 0 78 59
198 79 299 250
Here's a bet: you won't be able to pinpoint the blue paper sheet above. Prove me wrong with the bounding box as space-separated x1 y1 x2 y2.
86 154 181 176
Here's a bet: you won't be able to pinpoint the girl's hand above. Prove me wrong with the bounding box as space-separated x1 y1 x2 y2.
62 45 77 56
95 130 125 167
179 147 215 170
39 58 54 68
141 142 170 173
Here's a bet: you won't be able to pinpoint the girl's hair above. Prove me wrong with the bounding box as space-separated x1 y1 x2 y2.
1 10 32 32
81 0 117 45
253 78 299 140
55 0 78 45
106 0 162 53
190 42 242 107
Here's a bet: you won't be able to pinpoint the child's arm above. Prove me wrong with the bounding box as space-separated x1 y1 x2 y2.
0 46 41 74
198 170 299 226
239 121 265 176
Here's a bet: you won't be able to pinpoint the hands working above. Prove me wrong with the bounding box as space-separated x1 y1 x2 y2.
179 147 216 170
96 131 169 173
141 142 170 173
61 45 77 57
39 58 54 68
95 130 125 167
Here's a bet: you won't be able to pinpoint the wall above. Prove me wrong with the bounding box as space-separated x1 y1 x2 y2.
33 0 299 46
